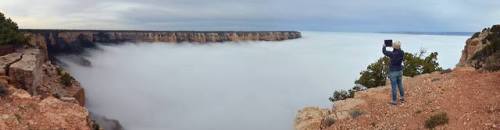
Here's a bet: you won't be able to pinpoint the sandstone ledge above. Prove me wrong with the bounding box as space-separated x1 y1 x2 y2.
0 47 92 129
22 29 302 55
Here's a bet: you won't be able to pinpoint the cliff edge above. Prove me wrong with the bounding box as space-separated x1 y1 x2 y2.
0 47 92 129
295 25 500 130
458 25 500 71
22 30 302 55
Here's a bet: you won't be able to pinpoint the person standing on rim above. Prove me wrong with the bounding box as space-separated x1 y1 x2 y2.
382 40 405 105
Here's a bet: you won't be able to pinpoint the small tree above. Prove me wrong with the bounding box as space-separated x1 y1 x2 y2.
60 73 73 87
422 52 442 73
354 57 389 88
356 49 443 88
0 11 28 45
329 89 355 102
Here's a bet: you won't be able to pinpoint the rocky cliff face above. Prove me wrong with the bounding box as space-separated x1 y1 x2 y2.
0 87 92 129
0 48 85 105
0 47 92 129
458 25 500 71
22 30 302 55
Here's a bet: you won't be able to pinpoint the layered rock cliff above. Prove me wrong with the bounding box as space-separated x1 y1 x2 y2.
458 24 500 71
22 29 301 55
0 48 85 105
0 48 92 129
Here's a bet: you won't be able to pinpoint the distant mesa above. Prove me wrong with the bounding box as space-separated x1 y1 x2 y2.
22 29 302 56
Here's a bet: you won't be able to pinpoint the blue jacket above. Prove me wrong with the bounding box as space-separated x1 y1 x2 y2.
382 47 404 71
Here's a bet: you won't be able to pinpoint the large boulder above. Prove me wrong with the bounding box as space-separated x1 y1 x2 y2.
294 107 330 130
0 87 93 129
8 49 44 95
36 96 92 129
458 25 500 71
0 52 22 76
65 84 86 106
36 62 86 106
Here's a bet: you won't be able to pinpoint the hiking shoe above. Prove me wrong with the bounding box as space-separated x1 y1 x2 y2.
400 98 405 103
390 102 397 105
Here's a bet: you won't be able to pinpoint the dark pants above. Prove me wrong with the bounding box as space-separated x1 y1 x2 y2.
389 70 404 103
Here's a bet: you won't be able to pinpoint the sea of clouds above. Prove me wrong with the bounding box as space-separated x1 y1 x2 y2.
60 32 468 130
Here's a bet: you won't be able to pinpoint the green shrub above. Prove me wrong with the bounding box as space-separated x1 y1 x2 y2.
355 57 390 88
425 112 449 129
322 115 336 128
350 109 364 119
329 89 355 102
471 32 480 38
348 89 355 98
60 73 73 87
0 12 28 45
356 49 443 88
56 67 64 75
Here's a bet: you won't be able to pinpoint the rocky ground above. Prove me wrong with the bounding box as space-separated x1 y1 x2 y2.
295 24 500 130
0 85 91 129
295 67 500 130
0 48 94 129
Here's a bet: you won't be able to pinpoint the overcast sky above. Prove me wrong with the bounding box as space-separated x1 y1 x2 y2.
1 0 499 31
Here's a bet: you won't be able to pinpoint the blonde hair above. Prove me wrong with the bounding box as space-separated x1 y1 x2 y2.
393 40 401 49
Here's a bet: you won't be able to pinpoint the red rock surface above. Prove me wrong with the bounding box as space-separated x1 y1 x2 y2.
23 30 302 55
0 86 91 129
295 67 500 130
0 47 92 129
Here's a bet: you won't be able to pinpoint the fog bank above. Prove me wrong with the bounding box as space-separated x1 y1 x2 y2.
60 32 468 130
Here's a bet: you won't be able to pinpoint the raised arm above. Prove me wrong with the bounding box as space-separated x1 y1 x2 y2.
382 46 392 57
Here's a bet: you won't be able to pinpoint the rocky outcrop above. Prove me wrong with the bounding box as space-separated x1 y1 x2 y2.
0 52 22 75
0 87 92 129
0 48 86 106
458 25 500 71
8 49 44 95
0 47 92 129
38 62 86 106
22 29 302 55
294 107 330 130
